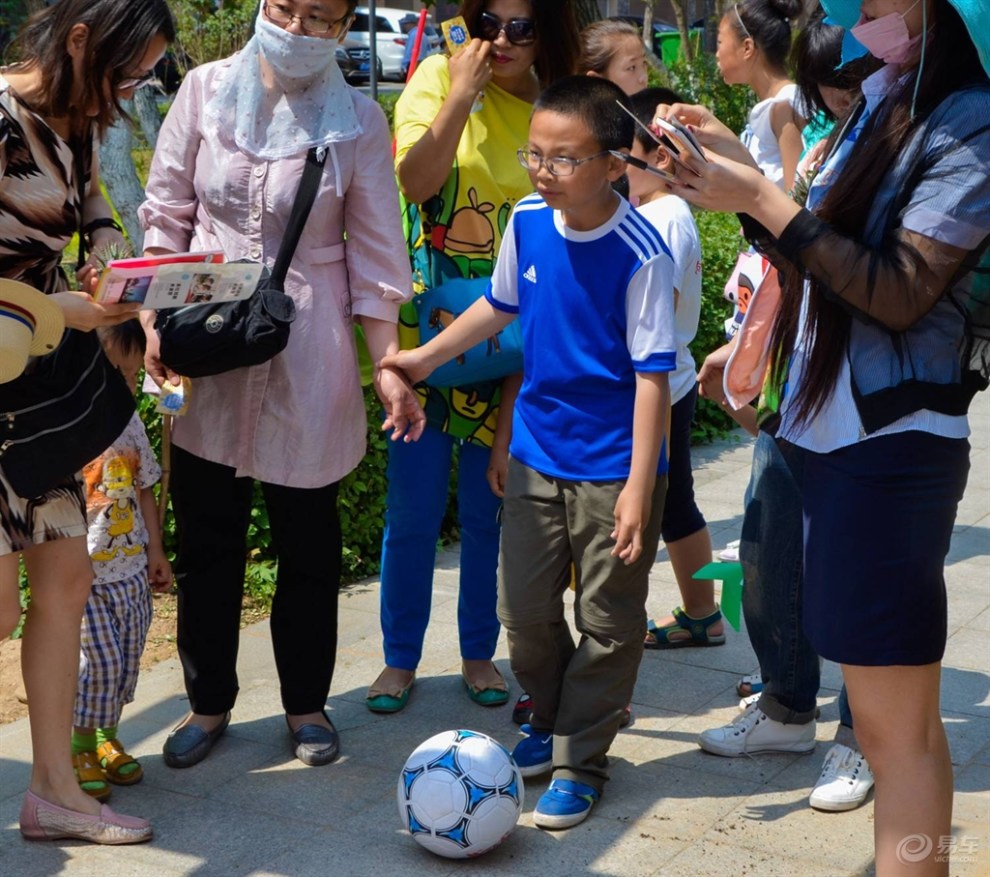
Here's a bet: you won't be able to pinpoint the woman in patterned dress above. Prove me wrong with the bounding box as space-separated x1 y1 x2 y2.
0 0 174 845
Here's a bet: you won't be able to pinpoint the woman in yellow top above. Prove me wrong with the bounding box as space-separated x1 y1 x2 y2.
367 0 579 713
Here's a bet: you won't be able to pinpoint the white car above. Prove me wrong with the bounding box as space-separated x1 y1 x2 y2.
343 6 433 82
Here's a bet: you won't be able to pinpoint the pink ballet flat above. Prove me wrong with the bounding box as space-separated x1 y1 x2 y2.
19 789 153 845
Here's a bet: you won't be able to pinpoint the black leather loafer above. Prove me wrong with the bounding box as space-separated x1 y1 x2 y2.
162 712 231 769
288 714 340 766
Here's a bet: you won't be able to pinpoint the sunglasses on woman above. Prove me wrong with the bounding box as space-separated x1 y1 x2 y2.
477 12 536 46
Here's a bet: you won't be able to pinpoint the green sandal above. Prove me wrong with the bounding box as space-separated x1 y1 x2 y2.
645 606 726 650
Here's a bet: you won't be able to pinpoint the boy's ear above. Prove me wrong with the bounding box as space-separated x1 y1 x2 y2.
606 148 628 183
654 146 676 174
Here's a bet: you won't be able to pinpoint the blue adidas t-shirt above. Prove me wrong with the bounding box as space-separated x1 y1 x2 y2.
486 194 677 481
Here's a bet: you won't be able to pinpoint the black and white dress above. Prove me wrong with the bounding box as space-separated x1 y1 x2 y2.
0 73 91 553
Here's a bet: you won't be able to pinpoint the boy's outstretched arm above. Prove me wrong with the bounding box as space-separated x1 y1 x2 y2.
379 295 515 385
612 371 669 565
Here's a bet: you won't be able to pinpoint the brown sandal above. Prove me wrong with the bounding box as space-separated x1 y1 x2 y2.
97 738 143 786
72 750 111 800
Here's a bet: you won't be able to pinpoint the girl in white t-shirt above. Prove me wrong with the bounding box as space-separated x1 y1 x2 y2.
717 0 806 189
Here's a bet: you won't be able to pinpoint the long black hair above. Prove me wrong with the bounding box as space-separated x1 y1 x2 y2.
12 0 175 134
768 0 989 426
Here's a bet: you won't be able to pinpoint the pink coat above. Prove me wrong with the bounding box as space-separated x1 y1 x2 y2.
139 59 411 488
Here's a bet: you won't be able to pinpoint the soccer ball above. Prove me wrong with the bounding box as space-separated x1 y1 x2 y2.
397 729 524 859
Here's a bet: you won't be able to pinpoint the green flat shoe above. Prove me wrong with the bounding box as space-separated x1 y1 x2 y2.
463 668 509 707
366 670 414 714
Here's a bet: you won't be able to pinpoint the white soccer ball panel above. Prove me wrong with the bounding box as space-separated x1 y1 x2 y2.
407 770 467 829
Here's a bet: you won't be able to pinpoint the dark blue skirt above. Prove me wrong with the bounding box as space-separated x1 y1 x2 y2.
801 431 970 666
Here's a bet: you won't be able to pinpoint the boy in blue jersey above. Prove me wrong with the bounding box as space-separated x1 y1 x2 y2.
381 76 676 830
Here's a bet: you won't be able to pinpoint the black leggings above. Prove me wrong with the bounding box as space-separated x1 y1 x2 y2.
171 445 342 715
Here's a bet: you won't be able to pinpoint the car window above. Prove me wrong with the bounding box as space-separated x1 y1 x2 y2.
350 13 396 32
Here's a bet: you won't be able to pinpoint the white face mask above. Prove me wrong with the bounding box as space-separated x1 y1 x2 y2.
203 7 360 160
255 15 338 85
851 0 923 65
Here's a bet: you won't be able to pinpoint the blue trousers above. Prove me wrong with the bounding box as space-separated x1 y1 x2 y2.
740 431 820 724
379 425 502 671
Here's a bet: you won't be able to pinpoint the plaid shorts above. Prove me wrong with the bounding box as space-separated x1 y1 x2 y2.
74 569 154 729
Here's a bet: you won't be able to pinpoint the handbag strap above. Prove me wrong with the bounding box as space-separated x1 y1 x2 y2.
269 146 330 289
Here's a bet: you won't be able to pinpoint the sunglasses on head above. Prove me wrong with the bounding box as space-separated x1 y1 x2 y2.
477 12 536 46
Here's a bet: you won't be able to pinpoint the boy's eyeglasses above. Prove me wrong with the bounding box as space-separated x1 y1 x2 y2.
477 12 536 46
119 70 155 90
517 148 609 177
263 2 351 35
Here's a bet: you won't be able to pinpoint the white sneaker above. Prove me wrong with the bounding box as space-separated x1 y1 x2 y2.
698 703 817 757
809 743 874 811
719 539 741 562
739 693 761 711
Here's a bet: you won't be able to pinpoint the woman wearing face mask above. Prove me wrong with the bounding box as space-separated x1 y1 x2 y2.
1 0 173 844
139 0 424 769
367 0 578 715
663 0 989 872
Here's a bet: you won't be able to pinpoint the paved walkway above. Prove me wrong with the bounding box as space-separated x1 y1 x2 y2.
2 394 988 876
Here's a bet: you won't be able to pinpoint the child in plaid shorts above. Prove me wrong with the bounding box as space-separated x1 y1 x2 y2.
72 321 172 801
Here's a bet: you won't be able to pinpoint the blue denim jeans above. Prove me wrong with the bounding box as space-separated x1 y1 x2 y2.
379 424 502 671
740 431 819 724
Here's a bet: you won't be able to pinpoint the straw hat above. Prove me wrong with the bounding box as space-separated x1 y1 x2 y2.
0 279 66 384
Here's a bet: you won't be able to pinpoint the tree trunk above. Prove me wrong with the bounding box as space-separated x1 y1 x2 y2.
703 0 722 54
98 100 145 252
670 0 695 63
572 0 601 30
134 88 162 151
643 3 654 53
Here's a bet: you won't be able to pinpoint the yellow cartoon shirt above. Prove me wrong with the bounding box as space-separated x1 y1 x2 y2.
394 54 534 446
82 413 161 586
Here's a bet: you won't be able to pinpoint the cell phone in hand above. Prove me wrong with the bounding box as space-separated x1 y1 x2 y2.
654 116 707 162
441 16 471 54
614 101 700 173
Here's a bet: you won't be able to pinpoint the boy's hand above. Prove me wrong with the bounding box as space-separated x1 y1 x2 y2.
147 547 173 593
377 365 426 443
378 348 434 386
486 443 509 498
611 484 650 565
696 339 736 401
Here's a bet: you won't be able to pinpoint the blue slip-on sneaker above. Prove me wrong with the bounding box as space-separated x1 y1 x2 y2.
533 779 601 829
511 723 553 777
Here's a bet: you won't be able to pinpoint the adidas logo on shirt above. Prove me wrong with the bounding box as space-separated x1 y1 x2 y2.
523 265 537 283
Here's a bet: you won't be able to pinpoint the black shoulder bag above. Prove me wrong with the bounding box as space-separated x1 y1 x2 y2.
0 135 135 499
155 146 329 378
